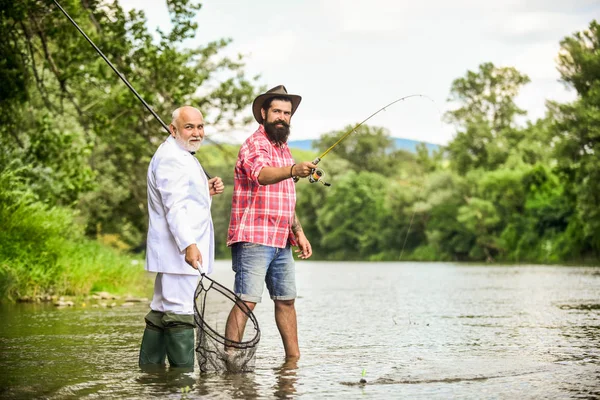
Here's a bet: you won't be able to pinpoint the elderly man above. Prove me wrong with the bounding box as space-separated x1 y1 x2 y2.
225 85 317 360
139 106 224 369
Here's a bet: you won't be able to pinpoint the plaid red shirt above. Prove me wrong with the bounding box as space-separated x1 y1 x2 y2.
227 125 298 248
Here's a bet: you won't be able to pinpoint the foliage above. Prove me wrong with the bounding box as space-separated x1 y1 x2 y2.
411 171 472 260
445 62 531 175
1 6 599 303
551 19 600 257
445 62 530 132
0 166 149 301
1 0 259 245
317 171 390 259
0 0 259 300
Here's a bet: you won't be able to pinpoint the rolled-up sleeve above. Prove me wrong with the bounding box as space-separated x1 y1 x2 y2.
242 140 272 186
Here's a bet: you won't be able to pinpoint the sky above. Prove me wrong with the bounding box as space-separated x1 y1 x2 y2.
119 0 599 145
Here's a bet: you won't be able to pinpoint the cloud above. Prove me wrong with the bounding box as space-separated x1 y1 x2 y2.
488 11 596 44
117 0 598 145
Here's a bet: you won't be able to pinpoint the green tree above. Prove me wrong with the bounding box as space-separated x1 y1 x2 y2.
378 178 428 260
412 171 472 260
445 62 530 132
445 62 531 174
1 0 259 247
499 164 575 263
457 197 501 261
317 171 390 260
415 142 444 173
551 19 600 257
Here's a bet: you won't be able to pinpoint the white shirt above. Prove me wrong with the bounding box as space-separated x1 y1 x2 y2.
145 136 214 275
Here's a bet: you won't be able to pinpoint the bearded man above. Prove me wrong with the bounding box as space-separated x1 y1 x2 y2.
139 106 224 369
224 85 316 360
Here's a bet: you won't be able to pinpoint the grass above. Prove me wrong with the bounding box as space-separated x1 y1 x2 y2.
0 167 152 302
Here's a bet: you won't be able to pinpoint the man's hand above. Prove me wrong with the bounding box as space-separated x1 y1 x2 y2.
209 176 224 196
294 231 312 259
185 243 203 271
292 161 318 178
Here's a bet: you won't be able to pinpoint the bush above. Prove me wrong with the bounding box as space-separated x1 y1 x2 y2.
0 166 150 301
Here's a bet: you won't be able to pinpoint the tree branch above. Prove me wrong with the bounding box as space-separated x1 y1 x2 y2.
19 20 56 112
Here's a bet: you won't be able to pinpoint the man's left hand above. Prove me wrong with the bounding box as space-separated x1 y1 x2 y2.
209 177 225 196
295 232 312 259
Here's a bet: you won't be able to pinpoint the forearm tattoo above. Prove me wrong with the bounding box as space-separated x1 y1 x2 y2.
291 213 303 234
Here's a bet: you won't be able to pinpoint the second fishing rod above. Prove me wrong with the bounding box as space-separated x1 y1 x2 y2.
52 0 212 179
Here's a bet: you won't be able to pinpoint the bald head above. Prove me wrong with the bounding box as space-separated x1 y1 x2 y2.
172 106 203 125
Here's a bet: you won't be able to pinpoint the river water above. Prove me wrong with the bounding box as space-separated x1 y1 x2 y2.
1 261 599 399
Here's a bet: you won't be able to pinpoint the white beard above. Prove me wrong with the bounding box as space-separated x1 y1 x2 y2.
175 134 203 152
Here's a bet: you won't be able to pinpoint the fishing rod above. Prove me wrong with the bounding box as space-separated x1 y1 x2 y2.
297 94 437 186
301 94 441 261
52 0 211 178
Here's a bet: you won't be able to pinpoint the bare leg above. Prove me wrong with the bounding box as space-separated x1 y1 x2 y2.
225 300 256 346
274 299 300 359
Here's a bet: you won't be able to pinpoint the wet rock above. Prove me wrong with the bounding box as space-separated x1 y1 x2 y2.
124 296 148 303
91 292 122 300
54 300 74 307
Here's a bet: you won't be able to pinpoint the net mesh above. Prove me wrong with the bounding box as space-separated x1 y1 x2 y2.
194 274 260 373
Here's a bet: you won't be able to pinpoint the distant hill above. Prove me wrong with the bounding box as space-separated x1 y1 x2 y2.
288 138 441 153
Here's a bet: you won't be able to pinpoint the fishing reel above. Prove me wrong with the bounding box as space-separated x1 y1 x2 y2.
308 168 330 186
292 157 331 186
308 157 330 186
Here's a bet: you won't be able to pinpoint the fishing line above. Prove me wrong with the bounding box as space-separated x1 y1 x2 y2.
301 93 445 260
298 94 441 187
399 204 418 261
317 94 435 161
52 0 212 178
396 95 444 261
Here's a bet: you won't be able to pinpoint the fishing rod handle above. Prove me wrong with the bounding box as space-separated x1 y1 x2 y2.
292 157 321 183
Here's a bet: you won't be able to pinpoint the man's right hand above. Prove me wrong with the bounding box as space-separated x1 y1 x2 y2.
185 243 202 270
292 161 318 178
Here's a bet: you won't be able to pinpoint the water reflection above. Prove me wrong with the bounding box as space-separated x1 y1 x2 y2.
273 358 298 399
135 368 196 393
194 371 260 399
1 262 599 398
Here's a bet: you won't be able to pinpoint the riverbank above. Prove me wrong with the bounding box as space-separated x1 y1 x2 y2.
0 239 152 303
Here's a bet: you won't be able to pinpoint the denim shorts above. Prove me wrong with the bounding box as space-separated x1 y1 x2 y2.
231 242 296 303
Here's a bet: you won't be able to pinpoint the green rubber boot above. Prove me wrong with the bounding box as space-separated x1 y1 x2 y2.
139 311 167 367
164 313 195 369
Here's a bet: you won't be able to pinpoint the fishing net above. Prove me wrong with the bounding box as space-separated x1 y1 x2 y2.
194 274 260 373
